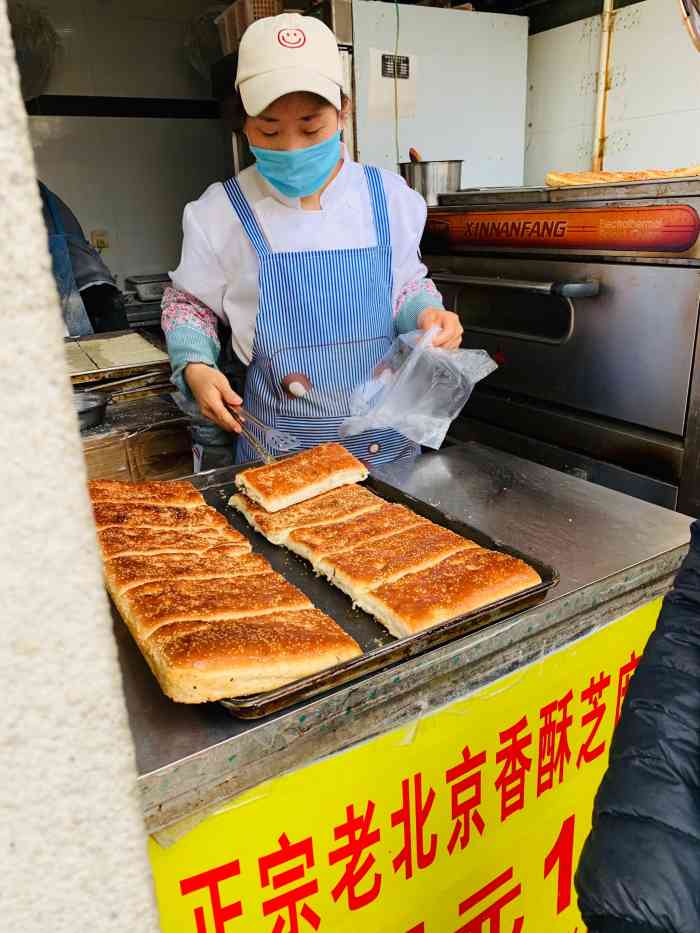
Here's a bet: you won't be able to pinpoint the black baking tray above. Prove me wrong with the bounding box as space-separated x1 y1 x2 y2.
191 466 559 719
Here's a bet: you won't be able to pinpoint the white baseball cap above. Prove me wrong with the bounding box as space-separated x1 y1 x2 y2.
235 14 343 117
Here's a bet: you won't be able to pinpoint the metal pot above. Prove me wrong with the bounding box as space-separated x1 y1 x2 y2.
74 391 110 431
399 160 463 206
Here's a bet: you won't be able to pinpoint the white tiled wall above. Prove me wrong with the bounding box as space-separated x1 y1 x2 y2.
604 2 700 170
525 0 700 184
25 1 233 286
525 17 600 185
30 116 233 285
36 0 218 99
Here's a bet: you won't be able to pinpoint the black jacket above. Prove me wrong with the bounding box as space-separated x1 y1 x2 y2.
39 184 127 333
575 521 700 933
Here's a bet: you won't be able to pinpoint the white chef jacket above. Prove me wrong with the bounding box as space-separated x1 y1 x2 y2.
170 148 435 366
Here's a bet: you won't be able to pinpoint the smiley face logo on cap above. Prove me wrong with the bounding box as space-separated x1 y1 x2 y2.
277 27 306 48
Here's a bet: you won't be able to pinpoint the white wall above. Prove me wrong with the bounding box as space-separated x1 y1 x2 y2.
30 115 232 285
605 0 700 170
352 0 528 187
24 0 232 286
525 15 600 184
525 0 700 185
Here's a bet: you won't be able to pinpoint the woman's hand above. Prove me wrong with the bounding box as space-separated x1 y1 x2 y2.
418 307 464 350
184 363 243 433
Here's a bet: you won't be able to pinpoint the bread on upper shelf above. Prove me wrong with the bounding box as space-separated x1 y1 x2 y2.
545 165 700 187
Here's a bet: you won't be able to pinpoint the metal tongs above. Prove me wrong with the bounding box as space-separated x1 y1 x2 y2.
227 405 298 465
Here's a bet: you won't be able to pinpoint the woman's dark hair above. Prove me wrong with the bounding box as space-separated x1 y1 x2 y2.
227 88 350 130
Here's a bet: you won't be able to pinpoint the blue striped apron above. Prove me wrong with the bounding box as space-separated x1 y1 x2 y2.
223 165 419 466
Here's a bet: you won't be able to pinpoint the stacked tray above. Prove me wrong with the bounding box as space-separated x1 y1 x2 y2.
66 329 170 385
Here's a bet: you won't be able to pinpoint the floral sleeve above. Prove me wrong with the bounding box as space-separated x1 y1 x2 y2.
161 286 221 398
394 276 445 334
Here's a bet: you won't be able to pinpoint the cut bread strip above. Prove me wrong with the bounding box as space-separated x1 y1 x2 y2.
235 442 368 512
204 542 258 558
92 501 230 532
88 479 205 509
229 484 383 545
356 548 542 638
119 573 313 639
287 503 427 562
104 551 270 596
319 523 480 596
97 525 250 559
145 610 362 703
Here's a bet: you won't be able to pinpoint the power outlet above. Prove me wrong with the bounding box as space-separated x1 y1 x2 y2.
90 229 109 251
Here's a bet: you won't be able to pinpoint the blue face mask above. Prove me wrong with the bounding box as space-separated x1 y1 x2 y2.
250 131 342 199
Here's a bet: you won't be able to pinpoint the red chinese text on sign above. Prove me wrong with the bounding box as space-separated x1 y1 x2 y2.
391 772 438 880
615 651 641 724
537 689 574 797
259 833 321 933
328 800 382 910
544 814 576 915
454 866 525 933
179 860 243 933
494 716 532 822
445 745 487 854
576 671 611 768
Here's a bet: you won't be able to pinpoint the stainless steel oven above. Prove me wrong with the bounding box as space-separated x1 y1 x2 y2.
424 178 700 514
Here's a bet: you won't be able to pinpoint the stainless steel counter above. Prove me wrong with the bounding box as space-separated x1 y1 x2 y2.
117 443 692 834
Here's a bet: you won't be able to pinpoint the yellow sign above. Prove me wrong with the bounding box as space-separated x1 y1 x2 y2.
149 600 661 933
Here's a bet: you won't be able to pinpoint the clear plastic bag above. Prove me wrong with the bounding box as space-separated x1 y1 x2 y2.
339 327 498 449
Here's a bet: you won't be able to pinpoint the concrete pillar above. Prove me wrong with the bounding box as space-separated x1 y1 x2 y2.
0 1 159 928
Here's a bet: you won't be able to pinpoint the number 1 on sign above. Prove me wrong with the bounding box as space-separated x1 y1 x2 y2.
544 814 575 915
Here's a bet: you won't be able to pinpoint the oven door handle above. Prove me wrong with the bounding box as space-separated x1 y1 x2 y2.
431 273 600 299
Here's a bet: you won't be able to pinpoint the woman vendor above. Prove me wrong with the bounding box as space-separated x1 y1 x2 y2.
162 13 462 467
